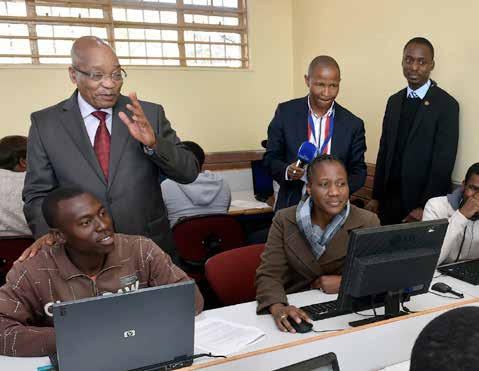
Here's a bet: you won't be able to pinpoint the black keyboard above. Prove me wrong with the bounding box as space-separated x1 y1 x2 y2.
300 300 345 321
438 258 479 285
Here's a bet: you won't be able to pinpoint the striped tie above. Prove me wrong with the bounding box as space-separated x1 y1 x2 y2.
408 91 419 99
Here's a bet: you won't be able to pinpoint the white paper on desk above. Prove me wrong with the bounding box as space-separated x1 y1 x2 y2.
195 317 265 355
230 199 269 209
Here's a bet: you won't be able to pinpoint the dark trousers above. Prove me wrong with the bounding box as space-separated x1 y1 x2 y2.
379 188 407 226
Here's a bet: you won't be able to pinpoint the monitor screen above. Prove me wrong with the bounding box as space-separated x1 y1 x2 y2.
251 159 274 198
336 219 448 326
273 352 340 371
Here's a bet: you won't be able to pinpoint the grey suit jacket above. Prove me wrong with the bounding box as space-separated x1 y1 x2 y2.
23 91 199 258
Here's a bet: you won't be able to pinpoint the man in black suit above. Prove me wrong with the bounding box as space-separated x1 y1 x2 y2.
263 56 367 211
366 37 459 225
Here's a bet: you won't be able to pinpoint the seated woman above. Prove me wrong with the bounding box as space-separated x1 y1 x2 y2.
255 155 379 332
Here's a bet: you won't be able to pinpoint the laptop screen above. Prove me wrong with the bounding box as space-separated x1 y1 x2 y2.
273 352 340 371
251 160 274 197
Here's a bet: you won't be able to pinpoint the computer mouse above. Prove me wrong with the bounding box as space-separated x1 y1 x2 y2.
289 319 313 333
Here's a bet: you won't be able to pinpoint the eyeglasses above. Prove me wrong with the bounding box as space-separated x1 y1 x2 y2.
72 66 127 82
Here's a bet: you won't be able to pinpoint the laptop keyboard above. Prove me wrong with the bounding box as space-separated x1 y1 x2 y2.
300 300 344 321
439 258 479 285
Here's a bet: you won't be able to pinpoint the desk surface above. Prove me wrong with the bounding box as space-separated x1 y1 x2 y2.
185 275 479 371
1 273 477 371
228 191 273 215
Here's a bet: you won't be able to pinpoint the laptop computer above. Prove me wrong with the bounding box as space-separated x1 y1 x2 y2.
53 281 195 371
273 352 341 371
251 159 274 202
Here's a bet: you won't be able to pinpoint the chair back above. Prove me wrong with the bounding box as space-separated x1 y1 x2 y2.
205 243 265 305
0 236 34 284
172 214 245 268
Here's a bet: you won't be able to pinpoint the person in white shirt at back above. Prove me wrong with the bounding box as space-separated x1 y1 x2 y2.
161 141 231 227
0 136 32 236
423 162 479 265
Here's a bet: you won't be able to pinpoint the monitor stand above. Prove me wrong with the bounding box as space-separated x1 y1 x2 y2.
348 291 409 327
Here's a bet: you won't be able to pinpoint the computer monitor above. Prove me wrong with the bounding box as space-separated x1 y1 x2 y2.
251 159 274 202
336 219 448 327
273 352 340 371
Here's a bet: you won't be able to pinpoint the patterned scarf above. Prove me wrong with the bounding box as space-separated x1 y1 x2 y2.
296 196 350 260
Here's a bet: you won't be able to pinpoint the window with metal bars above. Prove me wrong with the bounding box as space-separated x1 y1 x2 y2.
0 0 248 67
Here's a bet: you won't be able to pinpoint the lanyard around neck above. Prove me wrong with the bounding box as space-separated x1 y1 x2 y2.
308 110 335 155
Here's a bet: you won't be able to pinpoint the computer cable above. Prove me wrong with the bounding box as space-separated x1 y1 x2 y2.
312 328 346 333
371 295 378 317
454 224 468 262
353 311 376 317
191 353 227 360
400 298 419 314
428 290 464 299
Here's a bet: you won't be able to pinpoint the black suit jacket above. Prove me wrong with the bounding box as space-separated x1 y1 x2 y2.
372 82 459 214
23 91 199 258
263 96 367 210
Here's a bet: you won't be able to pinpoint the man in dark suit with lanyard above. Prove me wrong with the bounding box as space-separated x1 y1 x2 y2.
366 37 459 225
263 55 367 211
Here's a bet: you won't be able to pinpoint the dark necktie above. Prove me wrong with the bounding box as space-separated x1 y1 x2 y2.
91 111 110 180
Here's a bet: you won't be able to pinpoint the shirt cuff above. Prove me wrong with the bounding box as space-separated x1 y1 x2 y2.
143 144 155 155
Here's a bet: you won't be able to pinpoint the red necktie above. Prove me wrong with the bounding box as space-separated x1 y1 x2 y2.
92 111 110 180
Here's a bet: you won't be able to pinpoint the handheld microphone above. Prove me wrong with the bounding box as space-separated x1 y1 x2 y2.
292 142 316 175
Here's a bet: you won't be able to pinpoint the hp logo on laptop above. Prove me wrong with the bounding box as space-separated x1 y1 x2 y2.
123 329 136 338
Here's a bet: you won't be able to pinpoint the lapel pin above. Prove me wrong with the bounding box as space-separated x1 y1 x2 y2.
424 100 430 106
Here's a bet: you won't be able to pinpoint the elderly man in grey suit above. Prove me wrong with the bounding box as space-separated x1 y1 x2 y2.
22 36 199 261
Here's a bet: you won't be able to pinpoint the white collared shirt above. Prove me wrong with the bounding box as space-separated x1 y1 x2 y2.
307 95 334 154
285 97 335 181
407 79 431 100
77 93 113 146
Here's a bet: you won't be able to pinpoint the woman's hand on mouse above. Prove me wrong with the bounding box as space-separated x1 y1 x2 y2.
269 303 311 333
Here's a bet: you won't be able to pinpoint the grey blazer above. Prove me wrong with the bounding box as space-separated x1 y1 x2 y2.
23 91 199 258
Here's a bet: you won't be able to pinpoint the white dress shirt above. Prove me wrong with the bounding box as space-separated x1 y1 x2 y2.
407 79 431 100
307 95 334 154
77 93 113 146
285 97 335 181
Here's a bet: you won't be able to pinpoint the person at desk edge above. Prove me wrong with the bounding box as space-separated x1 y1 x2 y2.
255 155 379 333
263 55 367 211
366 37 459 224
423 162 479 265
0 187 204 357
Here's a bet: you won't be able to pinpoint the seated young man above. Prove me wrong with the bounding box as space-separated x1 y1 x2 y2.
161 141 231 227
0 187 204 357
423 162 479 265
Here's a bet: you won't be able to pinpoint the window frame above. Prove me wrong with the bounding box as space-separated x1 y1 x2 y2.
0 0 249 68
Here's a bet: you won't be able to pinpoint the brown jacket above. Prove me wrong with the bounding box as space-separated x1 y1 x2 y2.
0 234 204 357
255 204 380 313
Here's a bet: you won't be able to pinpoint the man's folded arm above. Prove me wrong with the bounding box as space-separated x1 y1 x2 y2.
0 265 56 357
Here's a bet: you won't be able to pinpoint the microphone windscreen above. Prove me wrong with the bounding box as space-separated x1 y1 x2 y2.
297 142 317 163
